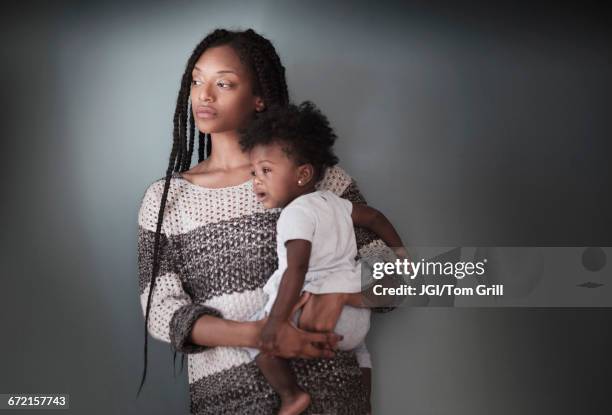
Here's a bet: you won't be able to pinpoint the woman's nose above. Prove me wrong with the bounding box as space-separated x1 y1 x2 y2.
198 82 214 102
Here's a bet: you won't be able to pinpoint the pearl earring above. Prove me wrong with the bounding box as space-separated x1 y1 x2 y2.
298 180 302 185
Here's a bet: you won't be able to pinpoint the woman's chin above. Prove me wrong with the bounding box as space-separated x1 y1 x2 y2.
195 120 230 134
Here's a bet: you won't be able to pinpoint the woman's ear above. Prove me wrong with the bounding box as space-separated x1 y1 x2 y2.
254 97 265 112
296 164 315 186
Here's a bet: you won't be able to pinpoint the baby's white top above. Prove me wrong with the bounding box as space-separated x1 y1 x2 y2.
262 189 363 313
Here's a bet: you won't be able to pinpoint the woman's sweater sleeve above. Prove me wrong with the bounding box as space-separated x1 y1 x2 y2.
137 180 223 353
320 166 395 313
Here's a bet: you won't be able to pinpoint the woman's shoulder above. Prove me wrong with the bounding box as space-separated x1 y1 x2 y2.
138 171 263 234
137 173 184 231
139 173 182 205
317 165 367 204
317 165 353 195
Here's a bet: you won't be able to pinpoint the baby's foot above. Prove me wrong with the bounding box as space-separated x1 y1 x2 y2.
278 390 311 415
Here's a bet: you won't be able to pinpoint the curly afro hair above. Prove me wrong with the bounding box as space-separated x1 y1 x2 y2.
240 101 339 181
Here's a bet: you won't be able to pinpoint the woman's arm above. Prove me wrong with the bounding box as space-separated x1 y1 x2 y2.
190 314 340 358
190 316 262 348
138 219 223 353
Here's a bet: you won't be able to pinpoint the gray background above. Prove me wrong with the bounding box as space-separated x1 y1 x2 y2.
1 1 611 414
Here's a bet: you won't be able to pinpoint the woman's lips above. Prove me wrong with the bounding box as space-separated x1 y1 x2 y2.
196 106 217 119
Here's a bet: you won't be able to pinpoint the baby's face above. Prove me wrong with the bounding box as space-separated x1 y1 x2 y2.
249 143 300 209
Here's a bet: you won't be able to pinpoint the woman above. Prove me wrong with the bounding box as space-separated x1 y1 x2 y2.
137 28 389 414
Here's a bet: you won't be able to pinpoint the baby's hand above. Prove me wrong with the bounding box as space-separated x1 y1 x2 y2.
391 246 411 261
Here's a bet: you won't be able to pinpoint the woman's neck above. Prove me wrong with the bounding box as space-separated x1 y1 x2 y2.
207 130 250 171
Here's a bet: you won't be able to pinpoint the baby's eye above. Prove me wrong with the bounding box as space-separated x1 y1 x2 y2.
250 170 256 177
262 167 271 174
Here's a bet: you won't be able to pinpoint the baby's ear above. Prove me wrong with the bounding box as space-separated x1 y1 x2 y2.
297 164 315 186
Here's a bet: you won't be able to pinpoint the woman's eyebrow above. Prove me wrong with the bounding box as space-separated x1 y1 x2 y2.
193 66 238 75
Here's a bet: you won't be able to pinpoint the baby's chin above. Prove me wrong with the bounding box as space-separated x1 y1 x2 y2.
255 191 287 209
263 200 283 209
258 196 280 209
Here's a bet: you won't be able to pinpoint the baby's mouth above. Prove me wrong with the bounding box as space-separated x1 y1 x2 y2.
256 191 267 201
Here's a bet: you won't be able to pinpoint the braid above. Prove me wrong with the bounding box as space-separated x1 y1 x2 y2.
198 132 205 162
178 89 189 171
137 128 180 396
138 28 289 395
172 72 190 172
185 108 195 171
241 29 289 106
206 134 212 159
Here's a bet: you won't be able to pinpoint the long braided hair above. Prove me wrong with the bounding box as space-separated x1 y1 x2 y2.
138 28 289 395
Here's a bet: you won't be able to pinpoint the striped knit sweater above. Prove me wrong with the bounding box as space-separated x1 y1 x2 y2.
137 166 387 414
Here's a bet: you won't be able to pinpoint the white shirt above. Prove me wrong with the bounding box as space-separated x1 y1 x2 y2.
262 190 363 313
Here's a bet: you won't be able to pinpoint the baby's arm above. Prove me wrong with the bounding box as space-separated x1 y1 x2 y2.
260 239 312 352
351 203 403 249
348 203 417 309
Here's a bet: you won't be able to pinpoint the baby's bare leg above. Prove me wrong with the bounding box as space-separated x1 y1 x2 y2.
256 353 310 415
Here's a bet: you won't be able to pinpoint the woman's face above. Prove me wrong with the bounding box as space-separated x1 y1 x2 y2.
190 45 263 134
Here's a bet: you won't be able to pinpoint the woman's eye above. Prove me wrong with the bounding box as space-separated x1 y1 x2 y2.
217 81 232 88
191 79 202 86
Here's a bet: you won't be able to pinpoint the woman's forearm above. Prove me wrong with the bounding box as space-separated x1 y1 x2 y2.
190 315 263 348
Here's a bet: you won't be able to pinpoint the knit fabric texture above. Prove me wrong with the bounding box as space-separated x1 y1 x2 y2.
137 166 388 414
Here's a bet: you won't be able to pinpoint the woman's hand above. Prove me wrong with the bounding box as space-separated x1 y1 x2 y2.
296 292 362 333
256 316 341 359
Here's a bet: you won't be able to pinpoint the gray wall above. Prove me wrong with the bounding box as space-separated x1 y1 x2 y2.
1 1 610 414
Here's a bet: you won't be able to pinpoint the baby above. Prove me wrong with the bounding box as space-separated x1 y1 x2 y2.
240 101 407 415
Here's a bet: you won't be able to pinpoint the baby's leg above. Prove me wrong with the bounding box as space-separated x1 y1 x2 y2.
255 353 310 415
